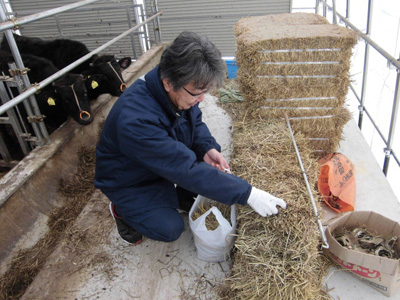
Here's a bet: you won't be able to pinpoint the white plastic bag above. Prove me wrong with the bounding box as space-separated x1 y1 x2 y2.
189 195 237 262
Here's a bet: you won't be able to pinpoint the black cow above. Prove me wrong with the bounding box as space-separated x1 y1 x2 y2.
1 34 131 98
83 55 132 99
1 34 91 74
0 50 92 130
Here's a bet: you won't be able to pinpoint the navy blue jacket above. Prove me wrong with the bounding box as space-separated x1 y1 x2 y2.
95 66 251 214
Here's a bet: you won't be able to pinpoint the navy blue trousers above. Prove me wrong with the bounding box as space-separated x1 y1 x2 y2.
110 186 196 242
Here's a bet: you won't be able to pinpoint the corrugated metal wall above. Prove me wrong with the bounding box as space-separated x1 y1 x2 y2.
144 0 291 56
6 0 292 58
7 0 145 59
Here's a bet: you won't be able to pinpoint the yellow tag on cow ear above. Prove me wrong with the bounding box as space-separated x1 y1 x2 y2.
91 80 99 89
47 97 56 106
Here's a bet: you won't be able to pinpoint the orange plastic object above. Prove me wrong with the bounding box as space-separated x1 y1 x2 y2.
318 153 356 213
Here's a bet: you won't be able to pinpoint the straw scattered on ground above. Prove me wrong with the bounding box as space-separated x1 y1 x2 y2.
0 146 97 300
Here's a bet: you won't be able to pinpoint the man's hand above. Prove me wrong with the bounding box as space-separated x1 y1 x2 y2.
247 187 287 217
203 148 230 172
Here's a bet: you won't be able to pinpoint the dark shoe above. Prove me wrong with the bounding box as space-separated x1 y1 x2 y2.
176 186 197 213
109 203 143 245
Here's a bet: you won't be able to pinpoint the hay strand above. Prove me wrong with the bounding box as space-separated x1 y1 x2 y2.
218 116 330 300
192 201 232 230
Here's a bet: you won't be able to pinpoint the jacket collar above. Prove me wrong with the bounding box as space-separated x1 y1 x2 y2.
145 66 181 119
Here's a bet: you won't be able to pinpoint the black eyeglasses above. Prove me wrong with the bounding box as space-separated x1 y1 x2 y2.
182 86 209 97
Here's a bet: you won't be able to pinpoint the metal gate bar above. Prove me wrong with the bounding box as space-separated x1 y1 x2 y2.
0 0 102 32
316 0 400 176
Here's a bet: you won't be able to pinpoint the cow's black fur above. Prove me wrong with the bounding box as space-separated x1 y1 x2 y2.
84 55 131 98
1 34 132 98
53 73 92 126
0 50 91 130
1 34 91 74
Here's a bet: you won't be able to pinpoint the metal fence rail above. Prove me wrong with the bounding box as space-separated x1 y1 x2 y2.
307 0 400 180
0 0 162 167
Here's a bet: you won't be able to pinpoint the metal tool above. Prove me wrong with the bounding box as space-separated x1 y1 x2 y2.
284 113 329 249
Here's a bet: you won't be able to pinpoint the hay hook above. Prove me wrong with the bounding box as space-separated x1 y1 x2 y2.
284 113 329 249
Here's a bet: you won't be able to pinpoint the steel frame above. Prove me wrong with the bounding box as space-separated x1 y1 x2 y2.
0 0 162 167
313 0 400 177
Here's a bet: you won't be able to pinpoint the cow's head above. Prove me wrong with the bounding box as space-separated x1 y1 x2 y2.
53 74 93 125
86 55 131 97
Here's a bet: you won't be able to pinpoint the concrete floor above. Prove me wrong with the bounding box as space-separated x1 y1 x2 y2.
16 93 400 299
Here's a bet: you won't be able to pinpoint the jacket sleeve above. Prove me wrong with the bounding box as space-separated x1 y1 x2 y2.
190 105 221 160
116 102 251 206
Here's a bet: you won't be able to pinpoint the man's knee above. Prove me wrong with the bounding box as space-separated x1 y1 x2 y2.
157 216 185 242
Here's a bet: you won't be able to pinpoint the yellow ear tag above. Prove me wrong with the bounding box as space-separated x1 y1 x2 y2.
91 80 99 89
47 97 56 106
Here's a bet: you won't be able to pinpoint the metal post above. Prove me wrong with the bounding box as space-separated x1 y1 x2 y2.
139 5 150 51
318 0 400 180
55 15 64 37
332 0 338 24
0 11 163 116
0 1 49 144
358 0 373 130
0 79 30 155
319 1 400 70
125 6 138 59
151 0 161 43
383 67 400 175
133 2 148 54
315 0 320 14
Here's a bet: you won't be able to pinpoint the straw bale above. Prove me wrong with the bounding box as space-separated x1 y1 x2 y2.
234 13 329 40
306 138 340 157
237 68 350 100
239 90 347 110
244 103 350 119
235 23 357 52
239 61 350 77
240 85 348 105
250 97 344 109
218 119 330 300
236 47 353 66
239 80 348 101
244 62 349 76
286 108 351 157
234 104 351 157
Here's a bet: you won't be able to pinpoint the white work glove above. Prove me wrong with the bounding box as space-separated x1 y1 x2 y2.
247 187 287 217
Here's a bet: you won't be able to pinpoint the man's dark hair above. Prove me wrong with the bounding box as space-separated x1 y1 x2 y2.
159 31 226 90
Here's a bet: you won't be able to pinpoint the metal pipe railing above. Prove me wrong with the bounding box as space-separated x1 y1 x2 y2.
383 69 400 174
317 0 400 176
0 0 49 143
318 0 400 70
0 10 163 116
0 0 102 32
358 0 373 130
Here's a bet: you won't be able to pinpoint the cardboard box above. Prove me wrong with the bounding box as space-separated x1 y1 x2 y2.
324 211 400 297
